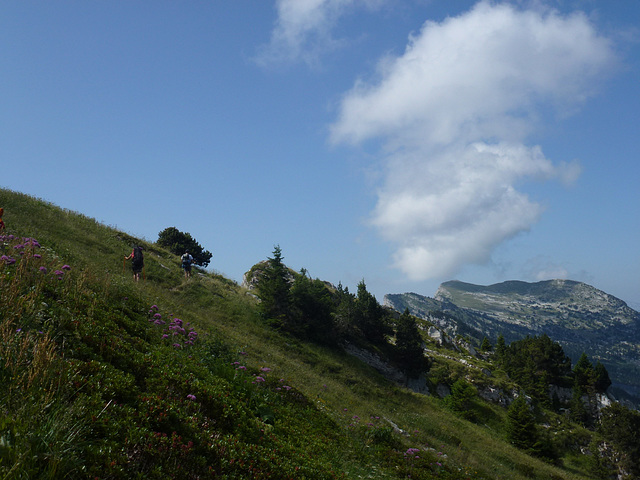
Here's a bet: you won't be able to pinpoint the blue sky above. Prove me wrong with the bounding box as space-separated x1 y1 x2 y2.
1 1 638 307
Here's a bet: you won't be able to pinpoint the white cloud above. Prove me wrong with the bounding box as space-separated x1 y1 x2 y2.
331 1 617 281
373 143 552 279
256 0 383 66
522 255 572 282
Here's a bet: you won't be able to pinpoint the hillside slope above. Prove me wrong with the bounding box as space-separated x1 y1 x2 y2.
0 188 634 479
385 280 640 402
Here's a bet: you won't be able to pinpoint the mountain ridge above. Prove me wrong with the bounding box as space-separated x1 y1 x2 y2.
385 279 640 402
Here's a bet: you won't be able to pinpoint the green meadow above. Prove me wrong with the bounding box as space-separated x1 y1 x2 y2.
0 188 617 479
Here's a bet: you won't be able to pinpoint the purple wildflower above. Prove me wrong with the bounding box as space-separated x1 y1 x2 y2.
260 367 271 373
22 238 39 247
33 254 42 259
1 255 16 265
186 394 196 401
39 266 47 273
61 265 71 271
405 448 421 457
254 376 265 383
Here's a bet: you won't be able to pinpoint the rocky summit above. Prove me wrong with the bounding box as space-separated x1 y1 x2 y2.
385 279 640 404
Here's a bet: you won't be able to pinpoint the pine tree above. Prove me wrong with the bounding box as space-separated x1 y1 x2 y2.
256 245 291 328
394 309 426 376
333 282 356 339
445 379 477 421
506 396 538 451
494 334 506 360
569 384 590 426
354 280 391 345
594 361 612 393
573 352 595 389
290 269 336 343
480 336 492 352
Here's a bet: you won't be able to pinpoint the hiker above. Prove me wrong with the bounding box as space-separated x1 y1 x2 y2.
0 207 5 232
124 245 144 281
181 251 194 278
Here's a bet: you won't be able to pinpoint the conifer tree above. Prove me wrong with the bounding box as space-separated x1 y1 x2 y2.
445 379 477 421
494 334 506 360
569 384 590 426
506 396 538 451
593 361 612 393
480 336 492 352
333 282 356 339
394 308 426 376
573 352 595 389
290 268 336 343
354 280 391 345
256 245 291 328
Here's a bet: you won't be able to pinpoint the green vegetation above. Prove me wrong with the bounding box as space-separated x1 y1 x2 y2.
157 226 213 267
1 188 639 479
497 334 572 406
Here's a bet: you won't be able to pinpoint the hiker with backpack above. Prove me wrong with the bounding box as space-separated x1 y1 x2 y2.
181 251 194 279
124 245 144 281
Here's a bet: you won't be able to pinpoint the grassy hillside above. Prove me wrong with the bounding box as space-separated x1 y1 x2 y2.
0 188 609 479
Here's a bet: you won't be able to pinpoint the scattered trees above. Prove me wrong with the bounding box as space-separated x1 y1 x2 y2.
252 245 630 472
254 247 425 374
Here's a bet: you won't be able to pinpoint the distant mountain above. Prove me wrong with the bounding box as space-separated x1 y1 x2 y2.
385 279 640 403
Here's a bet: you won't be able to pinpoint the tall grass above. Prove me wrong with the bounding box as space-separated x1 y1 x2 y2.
0 188 597 479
